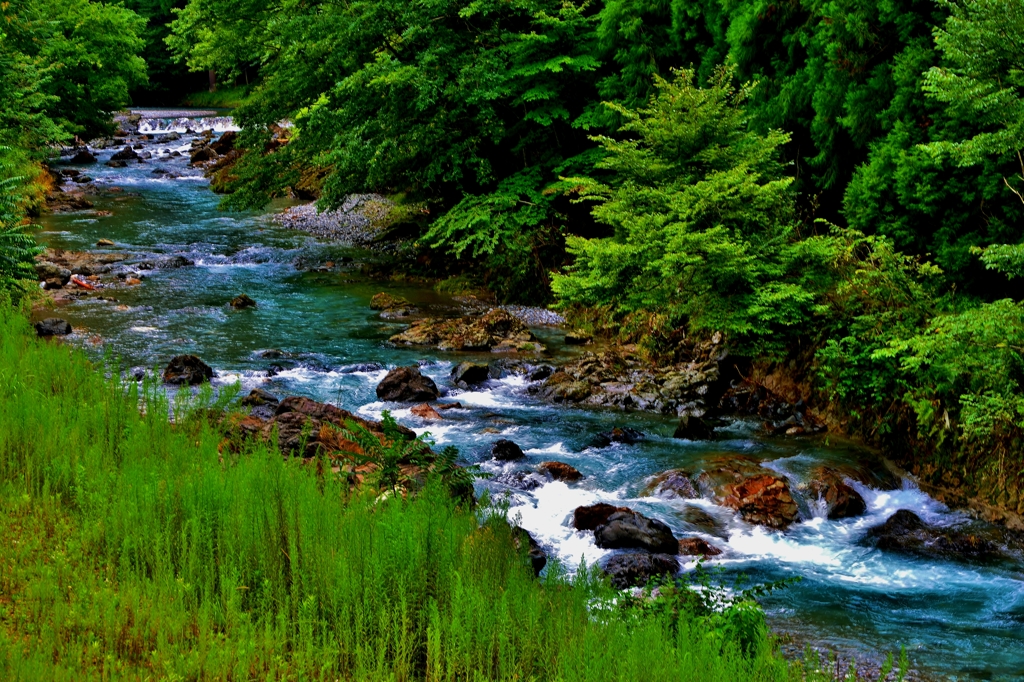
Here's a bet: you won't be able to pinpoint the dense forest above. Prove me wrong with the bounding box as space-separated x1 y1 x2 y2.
155 0 1024 518
1 0 1024 676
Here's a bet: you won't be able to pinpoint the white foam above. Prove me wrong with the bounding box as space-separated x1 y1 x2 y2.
449 389 517 409
129 326 159 333
506 482 618 568
524 442 572 456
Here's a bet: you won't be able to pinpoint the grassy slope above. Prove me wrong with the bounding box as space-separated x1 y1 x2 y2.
0 306 869 680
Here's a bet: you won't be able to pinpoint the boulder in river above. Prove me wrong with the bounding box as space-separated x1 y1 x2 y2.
210 130 236 155
189 146 218 164
410 403 443 420
864 509 1004 562
594 509 679 554
451 361 490 386
645 469 698 499
240 388 279 407
96 239 115 247
537 461 582 482
109 146 140 162
602 553 679 589
491 438 525 461
698 458 799 530
34 318 72 337
806 467 867 520
590 426 645 448
376 366 440 402
390 308 542 352
677 537 722 557
673 415 715 440
163 355 214 385
138 255 194 270
573 503 631 531
230 294 257 309
70 150 97 164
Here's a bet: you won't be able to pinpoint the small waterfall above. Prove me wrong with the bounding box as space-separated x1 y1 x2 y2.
138 116 239 134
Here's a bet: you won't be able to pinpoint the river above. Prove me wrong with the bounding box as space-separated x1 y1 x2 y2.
36 113 1024 681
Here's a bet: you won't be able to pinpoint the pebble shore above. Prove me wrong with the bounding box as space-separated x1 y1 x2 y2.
272 195 388 245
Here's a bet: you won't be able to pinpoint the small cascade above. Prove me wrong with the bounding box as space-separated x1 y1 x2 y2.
138 116 239 134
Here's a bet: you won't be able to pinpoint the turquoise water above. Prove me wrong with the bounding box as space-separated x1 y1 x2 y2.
37 121 1024 681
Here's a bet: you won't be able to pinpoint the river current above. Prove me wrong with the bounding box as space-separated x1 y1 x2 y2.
36 115 1024 681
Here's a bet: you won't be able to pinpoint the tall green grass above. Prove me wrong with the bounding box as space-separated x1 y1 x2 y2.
0 306 875 680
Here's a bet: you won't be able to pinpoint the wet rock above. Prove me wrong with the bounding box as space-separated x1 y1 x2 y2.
110 146 140 162
70 150 97 164
645 470 698 499
512 526 547 576
537 461 583 482
602 553 679 589
677 537 722 557
42 278 64 290
137 255 194 269
35 261 71 284
34 318 72 337
390 308 542 352
573 503 631 531
864 510 1004 562
451 361 490 386
806 467 867 520
564 330 593 346
594 510 678 554
376 366 440 402
682 506 729 539
210 130 236 155
105 160 128 168
189 146 218 164
230 294 257 309
435 402 463 411
163 355 214 385
673 415 714 440
410 403 443 420
339 361 385 373
491 438 525 461
537 338 728 415
528 365 555 382
370 292 410 310
96 239 115 247
46 189 94 212
241 388 279 407
723 473 798 530
494 470 544 491
698 458 799 530
590 426 645 448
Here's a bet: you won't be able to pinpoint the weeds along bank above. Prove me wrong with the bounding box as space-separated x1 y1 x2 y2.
0 306 877 681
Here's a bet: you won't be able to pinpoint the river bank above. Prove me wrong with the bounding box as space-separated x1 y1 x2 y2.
27 111 1024 681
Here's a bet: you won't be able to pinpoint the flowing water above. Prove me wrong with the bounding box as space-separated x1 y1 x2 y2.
37 115 1024 681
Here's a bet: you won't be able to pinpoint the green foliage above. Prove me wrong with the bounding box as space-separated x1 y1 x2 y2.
0 0 147 144
0 153 41 297
0 305 857 681
553 67 830 354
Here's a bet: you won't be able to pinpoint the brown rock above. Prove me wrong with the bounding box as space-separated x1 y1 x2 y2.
721 473 799 530
376 366 440 402
573 503 631 531
230 294 257 309
410 403 443 420
806 467 867 520
645 469 698 499
538 461 583 482
389 308 541 352
96 239 115 246
678 537 722 557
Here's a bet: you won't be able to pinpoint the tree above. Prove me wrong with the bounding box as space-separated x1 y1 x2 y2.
552 68 832 354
